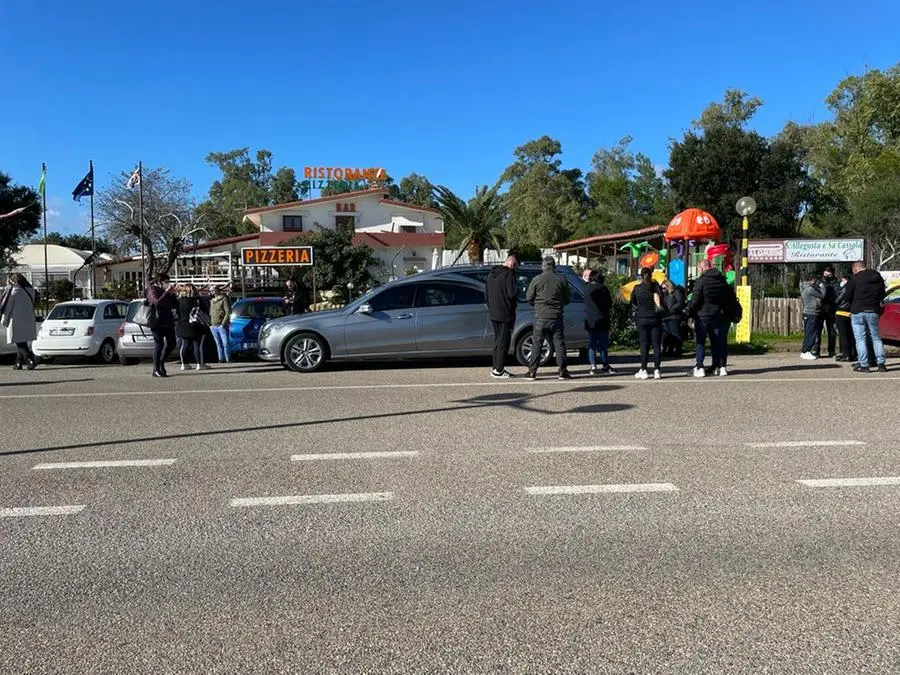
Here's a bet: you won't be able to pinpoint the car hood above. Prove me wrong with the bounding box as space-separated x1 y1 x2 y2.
267 309 345 328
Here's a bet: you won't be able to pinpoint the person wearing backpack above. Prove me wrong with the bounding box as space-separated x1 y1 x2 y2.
176 283 210 371
146 273 178 378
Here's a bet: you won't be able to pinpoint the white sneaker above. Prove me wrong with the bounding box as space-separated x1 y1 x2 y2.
653 369 661 380
180 364 188 371
718 366 728 377
800 352 817 360
635 369 649 380
693 367 706 378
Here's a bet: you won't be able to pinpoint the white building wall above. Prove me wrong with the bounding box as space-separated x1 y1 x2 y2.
254 195 442 234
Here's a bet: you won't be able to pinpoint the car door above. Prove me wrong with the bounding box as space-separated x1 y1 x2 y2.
101 303 127 340
343 283 419 356
562 277 588 347
879 286 900 342
413 281 490 354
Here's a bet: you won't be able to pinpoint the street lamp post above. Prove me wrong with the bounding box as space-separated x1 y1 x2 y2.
735 197 757 287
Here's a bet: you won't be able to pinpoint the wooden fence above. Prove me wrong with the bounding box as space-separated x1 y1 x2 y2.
751 297 803 335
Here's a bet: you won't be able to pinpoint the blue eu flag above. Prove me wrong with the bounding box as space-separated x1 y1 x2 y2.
72 163 94 201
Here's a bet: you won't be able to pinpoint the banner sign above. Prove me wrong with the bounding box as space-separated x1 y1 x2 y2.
747 238 864 264
241 246 314 266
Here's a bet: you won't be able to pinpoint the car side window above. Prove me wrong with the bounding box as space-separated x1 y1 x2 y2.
567 280 585 303
886 288 900 304
415 282 485 308
515 270 540 303
369 285 417 312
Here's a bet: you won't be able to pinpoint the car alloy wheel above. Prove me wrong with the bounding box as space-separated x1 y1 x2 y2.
99 340 116 364
516 333 552 367
286 333 326 372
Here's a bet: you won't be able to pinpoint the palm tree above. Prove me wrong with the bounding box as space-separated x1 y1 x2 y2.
433 184 506 264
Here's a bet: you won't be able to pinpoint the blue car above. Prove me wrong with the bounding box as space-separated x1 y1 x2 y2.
228 297 287 357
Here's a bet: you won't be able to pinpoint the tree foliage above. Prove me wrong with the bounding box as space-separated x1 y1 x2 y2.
28 231 115 254
393 173 436 208
583 136 672 235
433 185 506 263
97 166 198 277
501 136 587 248
0 171 41 263
693 89 763 132
198 148 302 240
288 226 380 302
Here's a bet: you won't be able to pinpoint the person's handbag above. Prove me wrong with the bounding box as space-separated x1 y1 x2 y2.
189 305 211 327
133 301 157 327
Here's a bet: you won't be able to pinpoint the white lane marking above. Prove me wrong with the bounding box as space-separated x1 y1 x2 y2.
796 477 900 488
32 459 177 470
0 505 86 518
291 451 418 461
746 440 865 448
1 376 898 399
525 483 678 495
528 445 647 453
230 492 394 507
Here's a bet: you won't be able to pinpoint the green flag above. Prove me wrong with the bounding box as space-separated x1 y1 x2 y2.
38 165 46 199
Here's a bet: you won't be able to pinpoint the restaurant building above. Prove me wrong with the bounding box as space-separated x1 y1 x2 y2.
98 188 446 290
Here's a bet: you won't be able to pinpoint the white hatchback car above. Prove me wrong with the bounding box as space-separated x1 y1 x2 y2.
33 300 129 364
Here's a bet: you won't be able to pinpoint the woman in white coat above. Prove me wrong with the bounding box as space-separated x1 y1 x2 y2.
0 273 38 370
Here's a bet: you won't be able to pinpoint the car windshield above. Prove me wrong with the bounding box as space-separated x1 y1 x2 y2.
233 301 286 320
47 305 95 321
125 301 144 322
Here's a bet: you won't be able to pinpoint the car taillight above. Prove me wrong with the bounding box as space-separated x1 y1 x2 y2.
86 326 94 336
118 323 125 337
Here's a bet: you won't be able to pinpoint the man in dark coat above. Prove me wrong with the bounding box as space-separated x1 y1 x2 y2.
284 279 309 315
525 257 572 380
485 255 519 378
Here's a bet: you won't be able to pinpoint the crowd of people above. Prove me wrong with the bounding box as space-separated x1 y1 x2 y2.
485 255 741 381
799 261 889 373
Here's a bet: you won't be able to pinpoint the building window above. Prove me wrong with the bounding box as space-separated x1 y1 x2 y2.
335 215 355 231
400 225 417 233
283 215 303 232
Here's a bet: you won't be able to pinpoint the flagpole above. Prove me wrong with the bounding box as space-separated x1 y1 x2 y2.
42 163 49 314
138 161 145 285
89 159 96 298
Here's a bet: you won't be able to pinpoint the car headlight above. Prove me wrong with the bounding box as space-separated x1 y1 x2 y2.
259 323 272 340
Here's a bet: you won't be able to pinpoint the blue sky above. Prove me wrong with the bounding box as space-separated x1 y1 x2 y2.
2 0 898 236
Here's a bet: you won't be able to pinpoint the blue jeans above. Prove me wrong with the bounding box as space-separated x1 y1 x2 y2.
851 312 885 367
210 325 230 362
695 315 728 370
587 328 609 368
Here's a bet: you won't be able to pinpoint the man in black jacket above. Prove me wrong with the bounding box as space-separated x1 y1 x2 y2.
820 265 839 357
687 260 735 377
284 279 308 315
485 255 519 378
844 261 887 373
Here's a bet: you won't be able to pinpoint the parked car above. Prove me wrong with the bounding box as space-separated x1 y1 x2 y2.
117 298 222 366
33 300 128 363
228 297 286 356
258 264 588 373
879 284 900 345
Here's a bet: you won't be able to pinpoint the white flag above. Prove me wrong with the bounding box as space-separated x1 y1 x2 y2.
126 168 141 189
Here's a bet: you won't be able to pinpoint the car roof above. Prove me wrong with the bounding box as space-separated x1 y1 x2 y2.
53 299 123 306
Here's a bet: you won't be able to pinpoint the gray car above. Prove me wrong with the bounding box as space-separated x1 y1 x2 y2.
258 264 589 373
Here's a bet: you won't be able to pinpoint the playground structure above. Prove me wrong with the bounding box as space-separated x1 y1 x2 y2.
619 208 736 301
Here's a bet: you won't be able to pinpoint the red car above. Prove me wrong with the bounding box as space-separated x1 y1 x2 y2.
880 284 900 344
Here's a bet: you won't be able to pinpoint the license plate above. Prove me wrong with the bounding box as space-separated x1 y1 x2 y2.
242 342 258 350
134 335 154 342
50 328 75 336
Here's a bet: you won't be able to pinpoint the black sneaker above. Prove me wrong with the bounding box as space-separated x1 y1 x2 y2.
524 370 537 380
877 364 888 373
852 365 870 374
491 369 511 379
558 370 573 380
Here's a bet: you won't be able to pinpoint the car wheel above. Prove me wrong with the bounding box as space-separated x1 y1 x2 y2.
98 339 117 364
284 332 328 373
515 331 552 367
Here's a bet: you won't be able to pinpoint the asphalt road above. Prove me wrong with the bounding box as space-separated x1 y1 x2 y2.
1 353 899 673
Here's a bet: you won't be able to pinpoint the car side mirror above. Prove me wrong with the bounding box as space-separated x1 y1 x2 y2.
358 303 373 314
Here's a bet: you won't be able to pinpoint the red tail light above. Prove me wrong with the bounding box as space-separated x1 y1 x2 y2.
86 326 94 336
118 323 125 338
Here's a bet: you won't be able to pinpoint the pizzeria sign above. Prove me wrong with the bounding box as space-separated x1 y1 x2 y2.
241 246 314 266
747 238 864 264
